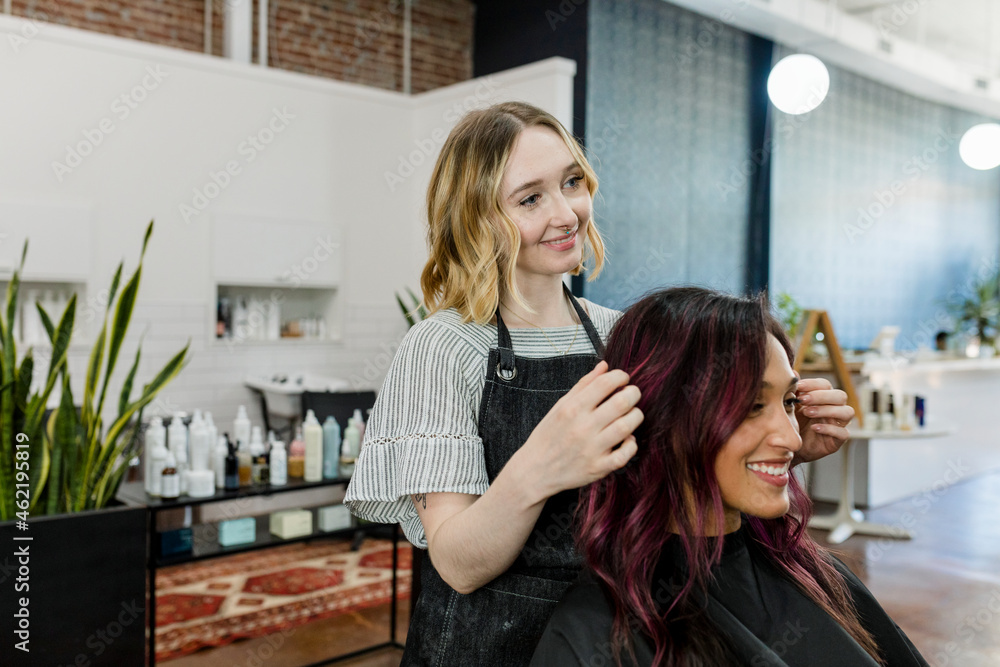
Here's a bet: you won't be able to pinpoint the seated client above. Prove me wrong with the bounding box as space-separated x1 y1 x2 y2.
530 287 928 667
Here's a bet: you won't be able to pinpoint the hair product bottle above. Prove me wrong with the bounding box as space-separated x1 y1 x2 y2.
233 405 251 450
145 416 167 496
224 434 239 491
303 409 323 482
341 417 361 478
270 440 287 486
214 435 228 489
160 451 180 500
288 426 305 479
322 415 341 479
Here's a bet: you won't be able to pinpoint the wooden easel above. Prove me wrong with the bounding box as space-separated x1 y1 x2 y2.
793 310 864 428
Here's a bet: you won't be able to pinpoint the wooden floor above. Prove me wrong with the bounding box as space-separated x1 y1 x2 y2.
166 471 1000 667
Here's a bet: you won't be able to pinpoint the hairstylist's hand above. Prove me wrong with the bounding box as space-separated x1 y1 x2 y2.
519 361 642 501
794 377 855 464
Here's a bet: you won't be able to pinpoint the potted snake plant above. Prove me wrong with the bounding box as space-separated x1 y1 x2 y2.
0 220 189 666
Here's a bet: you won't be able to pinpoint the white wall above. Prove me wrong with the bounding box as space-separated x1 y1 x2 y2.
0 14 576 430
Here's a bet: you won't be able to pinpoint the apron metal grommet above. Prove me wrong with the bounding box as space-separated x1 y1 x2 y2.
496 363 517 381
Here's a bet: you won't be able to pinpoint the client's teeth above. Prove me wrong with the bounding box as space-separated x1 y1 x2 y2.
747 462 789 476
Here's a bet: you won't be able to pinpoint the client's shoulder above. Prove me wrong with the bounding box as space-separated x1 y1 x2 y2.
546 572 616 635
531 572 651 667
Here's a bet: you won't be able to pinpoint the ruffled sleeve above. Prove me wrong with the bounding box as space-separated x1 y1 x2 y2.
344 316 489 548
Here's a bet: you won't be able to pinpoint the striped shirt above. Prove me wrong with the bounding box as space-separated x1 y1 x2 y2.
343 298 622 548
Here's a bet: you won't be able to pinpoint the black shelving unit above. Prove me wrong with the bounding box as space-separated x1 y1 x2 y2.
116 478 404 666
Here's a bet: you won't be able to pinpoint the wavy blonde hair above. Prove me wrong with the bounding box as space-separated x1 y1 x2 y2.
420 101 606 324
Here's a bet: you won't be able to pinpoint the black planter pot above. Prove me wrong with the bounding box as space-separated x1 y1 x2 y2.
0 504 147 667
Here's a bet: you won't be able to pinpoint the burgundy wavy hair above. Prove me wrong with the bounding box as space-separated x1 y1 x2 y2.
575 287 882 666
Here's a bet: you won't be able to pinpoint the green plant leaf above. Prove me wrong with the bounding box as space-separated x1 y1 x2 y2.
395 292 416 328
82 323 106 440
406 287 427 320
105 341 189 449
97 255 142 425
36 303 55 342
15 352 33 412
23 295 75 437
118 339 142 417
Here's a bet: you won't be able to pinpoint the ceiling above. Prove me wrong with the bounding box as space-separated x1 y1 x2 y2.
836 0 1000 77
666 0 1000 119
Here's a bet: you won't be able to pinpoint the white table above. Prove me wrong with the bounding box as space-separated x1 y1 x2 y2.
808 425 952 544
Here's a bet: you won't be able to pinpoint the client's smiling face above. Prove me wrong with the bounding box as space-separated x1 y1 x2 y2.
714 334 803 532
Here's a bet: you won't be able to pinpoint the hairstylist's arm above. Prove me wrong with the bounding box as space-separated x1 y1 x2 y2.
413 361 642 595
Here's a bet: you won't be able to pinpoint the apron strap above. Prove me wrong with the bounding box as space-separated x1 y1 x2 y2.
563 283 605 357
494 309 518 380
493 283 605 381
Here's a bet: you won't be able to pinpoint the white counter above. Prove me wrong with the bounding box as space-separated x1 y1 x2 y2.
808 355 1000 507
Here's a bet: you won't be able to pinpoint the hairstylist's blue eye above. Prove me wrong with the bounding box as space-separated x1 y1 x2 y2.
564 175 583 189
519 193 540 208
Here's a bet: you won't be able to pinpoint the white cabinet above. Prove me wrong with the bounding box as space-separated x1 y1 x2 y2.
0 202 92 281
212 213 342 288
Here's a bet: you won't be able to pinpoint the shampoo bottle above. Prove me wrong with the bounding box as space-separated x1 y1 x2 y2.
168 413 188 463
352 409 366 444
303 409 323 482
270 440 287 486
288 426 305 479
341 417 360 478
214 435 228 489
148 428 168 498
238 438 252 487
250 426 267 485
205 412 218 474
160 451 180 500
189 412 211 471
233 405 251 451
322 416 341 479
224 434 239 491
144 416 167 495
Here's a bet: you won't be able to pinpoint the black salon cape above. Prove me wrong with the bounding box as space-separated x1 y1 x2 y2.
530 525 929 667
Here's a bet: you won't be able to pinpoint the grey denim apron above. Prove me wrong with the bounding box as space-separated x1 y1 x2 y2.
400 284 605 667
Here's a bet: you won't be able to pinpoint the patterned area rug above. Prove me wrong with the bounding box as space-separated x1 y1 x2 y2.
156 538 411 662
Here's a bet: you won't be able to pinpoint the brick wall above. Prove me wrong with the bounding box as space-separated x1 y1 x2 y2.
12 0 473 93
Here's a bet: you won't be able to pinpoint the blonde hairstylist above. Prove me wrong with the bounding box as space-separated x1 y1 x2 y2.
344 102 854 666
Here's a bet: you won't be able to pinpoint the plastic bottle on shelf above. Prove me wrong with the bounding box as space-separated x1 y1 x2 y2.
147 420 168 498
303 409 323 482
233 405 251 451
237 439 252 487
168 413 189 494
189 412 211 471
270 440 287 486
204 412 218 471
249 426 267 484
214 435 228 489
144 416 167 495
160 451 180 500
341 417 361 478
352 409 366 445
322 415 341 479
168 412 187 456
288 426 305 479
224 434 239 491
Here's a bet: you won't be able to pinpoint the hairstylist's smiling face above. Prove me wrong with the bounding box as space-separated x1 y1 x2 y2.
500 125 591 284
715 334 803 532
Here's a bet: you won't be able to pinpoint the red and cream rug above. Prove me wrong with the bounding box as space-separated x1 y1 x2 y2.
155 539 411 662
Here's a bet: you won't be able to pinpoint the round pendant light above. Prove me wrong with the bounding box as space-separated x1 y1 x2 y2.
959 123 1000 170
767 54 830 115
